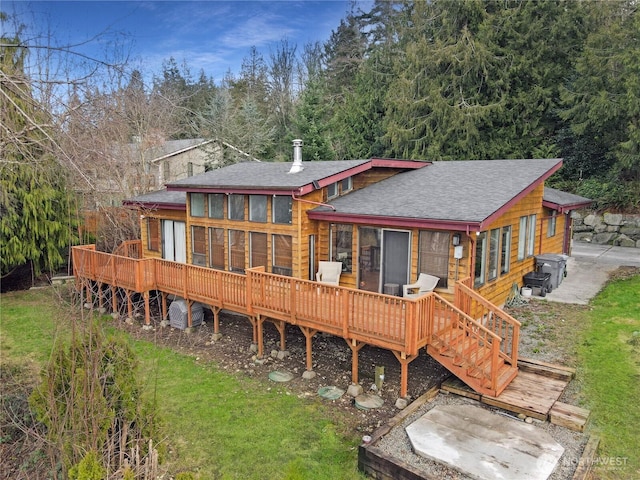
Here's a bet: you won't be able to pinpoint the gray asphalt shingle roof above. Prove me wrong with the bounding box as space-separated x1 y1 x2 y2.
167 160 371 190
326 159 562 224
124 189 186 206
543 187 592 207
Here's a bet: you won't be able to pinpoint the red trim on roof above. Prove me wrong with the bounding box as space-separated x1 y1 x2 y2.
307 211 480 232
543 199 592 213
123 201 185 211
166 187 296 195
477 160 564 229
370 158 430 169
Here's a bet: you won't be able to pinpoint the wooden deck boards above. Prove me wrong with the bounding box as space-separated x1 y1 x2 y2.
442 368 570 421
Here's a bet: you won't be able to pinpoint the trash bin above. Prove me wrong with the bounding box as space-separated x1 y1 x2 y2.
523 271 551 297
535 254 568 291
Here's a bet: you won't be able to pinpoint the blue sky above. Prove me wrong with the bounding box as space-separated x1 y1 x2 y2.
7 1 363 83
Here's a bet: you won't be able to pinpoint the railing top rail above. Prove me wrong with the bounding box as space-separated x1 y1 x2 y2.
456 279 521 328
435 294 502 343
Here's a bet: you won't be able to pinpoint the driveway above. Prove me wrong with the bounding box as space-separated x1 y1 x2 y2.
542 243 640 305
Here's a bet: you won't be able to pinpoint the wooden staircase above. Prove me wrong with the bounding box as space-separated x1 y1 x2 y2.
427 287 520 397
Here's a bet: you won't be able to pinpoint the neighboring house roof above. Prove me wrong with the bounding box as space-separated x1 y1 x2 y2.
543 187 592 213
123 189 186 210
166 159 420 193
309 159 563 231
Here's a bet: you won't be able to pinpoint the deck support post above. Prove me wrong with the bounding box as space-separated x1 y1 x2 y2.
126 290 133 319
299 327 318 372
98 282 104 310
251 315 263 357
392 351 418 398
272 320 287 351
187 300 193 328
85 280 92 305
346 339 366 386
161 293 168 321
111 285 117 314
143 291 150 325
210 306 222 334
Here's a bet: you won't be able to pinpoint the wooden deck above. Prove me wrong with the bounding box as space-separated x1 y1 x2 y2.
71 243 521 398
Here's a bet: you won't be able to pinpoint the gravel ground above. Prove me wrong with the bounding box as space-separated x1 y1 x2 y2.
374 392 588 480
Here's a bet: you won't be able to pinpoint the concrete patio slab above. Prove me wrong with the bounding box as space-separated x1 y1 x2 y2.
406 404 564 480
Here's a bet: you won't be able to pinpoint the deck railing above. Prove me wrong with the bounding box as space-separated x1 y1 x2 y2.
454 278 520 366
72 245 515 395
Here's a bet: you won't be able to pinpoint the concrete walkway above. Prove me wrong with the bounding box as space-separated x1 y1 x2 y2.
542 243 640 305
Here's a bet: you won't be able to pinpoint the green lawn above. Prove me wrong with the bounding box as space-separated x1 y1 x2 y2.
578 273 640 479
1 288 365 479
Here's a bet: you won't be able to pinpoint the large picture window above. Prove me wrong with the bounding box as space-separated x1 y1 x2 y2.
418 231 449 288
272 234 292 276
249 195 267 222
191 226 206 266
330 224 352 273
250 232 268 268
190 193 205 217
208 194 224 219
228 194 245 221
272 196 292 224
209 227 224 269
228 230 245 272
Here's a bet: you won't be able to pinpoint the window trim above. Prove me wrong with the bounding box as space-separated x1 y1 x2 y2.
228 194 245 221
208 194 224 219
191 225 207 266
327 182 338 199
228 229 245 273
500 226 511 275
474 232 487 288
272 195 292 224
329 223 353 273
249 195 268 223
547 211 557 238
208 227 225 269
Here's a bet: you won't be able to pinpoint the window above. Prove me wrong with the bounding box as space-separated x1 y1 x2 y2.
518 216 527 260
190 193 205 217
228 194 245 220
418 231 450 288
488 228 500 281
228 230 245 272
250 232 268 268
527 214 537 257
147 218 160 251
330 224 352 273
209 227 224 269
341 177 352 193
272 196 292 224
547 211 557 238
272 234 292 276
249 195 267 223
474 232 487 288
500 226 511 275
327 182 338 199
208 194 224 219
187 162 194 177
191 226 206 266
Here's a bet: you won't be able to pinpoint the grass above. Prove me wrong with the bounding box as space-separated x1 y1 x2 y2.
1 288 365 479
578 274 640 479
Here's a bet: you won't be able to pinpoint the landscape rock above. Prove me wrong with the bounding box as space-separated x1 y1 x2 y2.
302 370 316 380
277 350 290 360
395 398 409 410
603 212 623 226
592 233 616 245
615 234 636 248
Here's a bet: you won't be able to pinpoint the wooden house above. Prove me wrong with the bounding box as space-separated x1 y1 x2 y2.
74 141 591 399
124 143 590 307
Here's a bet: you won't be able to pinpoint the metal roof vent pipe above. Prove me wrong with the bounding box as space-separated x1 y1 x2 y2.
289 139 304 173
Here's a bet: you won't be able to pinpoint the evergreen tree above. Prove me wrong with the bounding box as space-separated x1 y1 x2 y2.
0 21 78 276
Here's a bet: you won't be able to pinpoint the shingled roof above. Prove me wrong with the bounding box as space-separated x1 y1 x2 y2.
167 159 373 191
543 187 592 212
311 159 563 229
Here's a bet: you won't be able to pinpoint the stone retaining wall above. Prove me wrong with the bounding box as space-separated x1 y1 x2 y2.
572 212 640 248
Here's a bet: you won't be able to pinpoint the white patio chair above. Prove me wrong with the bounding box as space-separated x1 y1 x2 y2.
403 273 439 298
316 261 342 285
